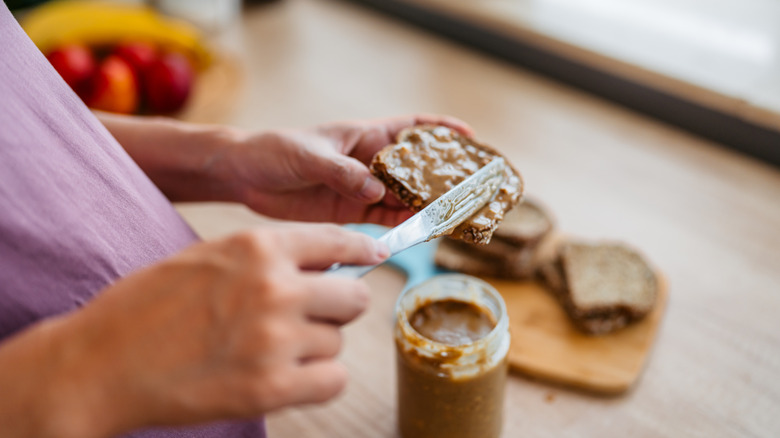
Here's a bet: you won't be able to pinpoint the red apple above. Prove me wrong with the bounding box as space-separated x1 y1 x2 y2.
86 55 139 114
113 41 157 89
144 51 194 113
46 44 96 99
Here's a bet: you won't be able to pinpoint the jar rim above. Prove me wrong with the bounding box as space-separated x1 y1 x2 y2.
395 274 509 353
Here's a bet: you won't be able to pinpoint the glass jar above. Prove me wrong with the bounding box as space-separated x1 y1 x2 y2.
394 274 510 438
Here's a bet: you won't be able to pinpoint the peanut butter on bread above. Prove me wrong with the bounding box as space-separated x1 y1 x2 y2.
370 125 523 244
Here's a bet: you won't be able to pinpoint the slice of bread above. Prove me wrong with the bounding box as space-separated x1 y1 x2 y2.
456 198 555 261
434 197 557 279
443 232 529 264
541 241 658 335
435 237 538 279
492 198 554 247
370 125 523 244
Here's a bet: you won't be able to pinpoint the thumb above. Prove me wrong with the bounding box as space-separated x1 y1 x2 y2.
308 152 386 203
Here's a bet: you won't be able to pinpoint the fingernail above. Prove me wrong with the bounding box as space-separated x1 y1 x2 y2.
374 240 391 260
359 177 385 202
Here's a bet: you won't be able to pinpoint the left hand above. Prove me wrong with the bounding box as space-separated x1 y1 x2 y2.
222 115 473 225
100 112 472 226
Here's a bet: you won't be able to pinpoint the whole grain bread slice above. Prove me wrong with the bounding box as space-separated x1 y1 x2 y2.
492 198 554 247
434 197 556 278
370 125 523 244
542 241 658 335
445 197 554 261
434 237 537 279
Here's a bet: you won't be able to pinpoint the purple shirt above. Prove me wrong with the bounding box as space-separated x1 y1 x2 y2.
0 3 264 437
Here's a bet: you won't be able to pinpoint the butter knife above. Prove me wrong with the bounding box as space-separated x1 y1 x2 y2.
328 157 506 278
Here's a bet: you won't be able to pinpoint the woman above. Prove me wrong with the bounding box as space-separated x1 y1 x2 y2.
0 3 471 437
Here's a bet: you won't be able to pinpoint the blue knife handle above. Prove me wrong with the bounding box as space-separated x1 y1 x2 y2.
337 224 446 288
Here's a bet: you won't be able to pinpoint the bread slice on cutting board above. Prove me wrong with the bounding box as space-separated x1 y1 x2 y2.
541 241 658 335
491 197 554 247
434 197 556 279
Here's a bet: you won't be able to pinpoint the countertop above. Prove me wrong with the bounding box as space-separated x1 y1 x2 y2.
175 0 780 436
364 0 780 132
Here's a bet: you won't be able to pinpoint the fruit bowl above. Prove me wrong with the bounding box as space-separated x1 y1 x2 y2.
22 0 242 122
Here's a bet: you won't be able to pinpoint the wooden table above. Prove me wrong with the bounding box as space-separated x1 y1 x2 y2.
176 0 780 436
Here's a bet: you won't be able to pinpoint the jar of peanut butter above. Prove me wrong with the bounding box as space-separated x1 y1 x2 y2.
394 274 510 438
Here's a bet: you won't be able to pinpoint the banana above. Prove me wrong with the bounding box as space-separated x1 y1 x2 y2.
21 0 212 70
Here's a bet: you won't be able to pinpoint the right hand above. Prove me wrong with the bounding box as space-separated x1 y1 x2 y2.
12 224 387 438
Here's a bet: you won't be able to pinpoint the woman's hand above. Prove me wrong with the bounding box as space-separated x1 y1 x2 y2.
223 115 472 225
100 113 472 225
0 224 387 438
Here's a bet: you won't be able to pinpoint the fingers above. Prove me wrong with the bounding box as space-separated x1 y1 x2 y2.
233 224 389 270
298 322 344 362
309 151 387 203
346 114 474 166
275 225 389 269
292 361 349 404
358 204 414 228
301 275 369 324
382 190 407 208
304 114 472 205
270 360 349 408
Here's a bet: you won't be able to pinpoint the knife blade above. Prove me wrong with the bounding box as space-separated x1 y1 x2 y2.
328 157 506 278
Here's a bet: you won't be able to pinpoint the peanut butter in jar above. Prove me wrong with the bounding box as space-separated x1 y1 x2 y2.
394 274 510 438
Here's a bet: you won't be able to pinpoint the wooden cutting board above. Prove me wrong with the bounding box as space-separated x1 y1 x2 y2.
353 225 668 395
481 274 668 394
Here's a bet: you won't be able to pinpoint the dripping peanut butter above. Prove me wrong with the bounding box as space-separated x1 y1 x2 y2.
395 275 510 438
